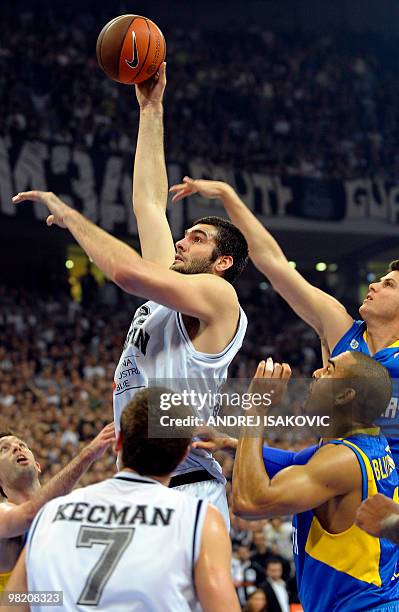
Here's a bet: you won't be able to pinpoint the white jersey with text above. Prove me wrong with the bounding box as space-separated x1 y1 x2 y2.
113 301 247 482
26 471 208 612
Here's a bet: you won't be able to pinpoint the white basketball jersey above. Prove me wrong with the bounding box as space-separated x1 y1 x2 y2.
113 301 247 482
26 472 208 612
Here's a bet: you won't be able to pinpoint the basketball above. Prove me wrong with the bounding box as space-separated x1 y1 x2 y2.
96 15 166 85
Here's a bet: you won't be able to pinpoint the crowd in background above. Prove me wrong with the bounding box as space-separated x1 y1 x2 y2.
1 3 381 608
0 280 321 609
1 5 399 180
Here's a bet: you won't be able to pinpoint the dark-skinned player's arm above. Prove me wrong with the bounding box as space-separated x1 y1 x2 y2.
133 63 175 268
0 423 115 539
231 359 360 519
170 179 353 351
0 549 28 612
192 425 318 478
12 191 238 324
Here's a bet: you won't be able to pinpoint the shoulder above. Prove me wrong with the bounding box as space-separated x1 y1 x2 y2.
312 442 362 485
202 503 227 534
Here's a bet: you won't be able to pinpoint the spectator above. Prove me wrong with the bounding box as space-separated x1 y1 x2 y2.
243 588 269 612
259 559 290 612
231 544 257 606
263 518 293 563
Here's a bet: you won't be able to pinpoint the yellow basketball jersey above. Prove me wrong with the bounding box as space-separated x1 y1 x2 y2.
293 429 399 611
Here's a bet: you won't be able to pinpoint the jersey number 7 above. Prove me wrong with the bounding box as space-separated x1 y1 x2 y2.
76 525 135 605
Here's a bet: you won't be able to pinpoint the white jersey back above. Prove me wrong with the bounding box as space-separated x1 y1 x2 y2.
26 472 208 612
113 301 247 482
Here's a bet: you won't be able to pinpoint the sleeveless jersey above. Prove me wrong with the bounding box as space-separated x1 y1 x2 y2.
293 430 399 612
113 301 247 482
26 471 208 612
332 320 399 463
0 502 27 593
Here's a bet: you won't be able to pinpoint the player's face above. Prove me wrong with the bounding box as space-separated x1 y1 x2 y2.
171 224 219 275
307 351 356 413
0 436 40 492
359 270 399 321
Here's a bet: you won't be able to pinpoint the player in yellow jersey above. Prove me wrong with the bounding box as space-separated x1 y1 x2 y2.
233 352 399 611
0 424 114 593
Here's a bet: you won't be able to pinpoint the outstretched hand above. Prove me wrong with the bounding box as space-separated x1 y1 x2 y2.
84 422 116 461
12 191 71 229
136 62 167 108
169 177 231 203
192 425 238 454
249 357 292 408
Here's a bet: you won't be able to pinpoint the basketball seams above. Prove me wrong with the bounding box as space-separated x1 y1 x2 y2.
97 15 129 75
116 16 137 82
128 18 151 84
97 14 165 85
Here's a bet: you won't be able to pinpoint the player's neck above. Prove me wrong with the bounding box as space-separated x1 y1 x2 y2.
364 320 399 355
119 467 171 486
6 481 40 505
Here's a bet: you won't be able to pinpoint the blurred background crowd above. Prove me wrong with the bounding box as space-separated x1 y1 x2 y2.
2 5 399 179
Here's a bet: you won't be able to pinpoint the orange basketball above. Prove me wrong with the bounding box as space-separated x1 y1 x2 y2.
96 15 166 84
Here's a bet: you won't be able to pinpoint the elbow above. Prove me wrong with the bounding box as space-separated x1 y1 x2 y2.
231 486 278 520
231 490 260 519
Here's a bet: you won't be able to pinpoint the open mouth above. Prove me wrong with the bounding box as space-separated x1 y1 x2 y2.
16 455 28 465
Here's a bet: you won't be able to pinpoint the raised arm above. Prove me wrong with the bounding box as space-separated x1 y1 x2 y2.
0 423 115 539
233 435 358 519
231 361 359 519
133 63 175 267
170 178 353 350
12 191 238 324
195 505 241 612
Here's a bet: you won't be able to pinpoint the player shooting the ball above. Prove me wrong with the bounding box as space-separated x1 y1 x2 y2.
12 63 249 528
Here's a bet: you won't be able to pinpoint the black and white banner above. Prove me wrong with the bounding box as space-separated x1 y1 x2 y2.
1 137 399 237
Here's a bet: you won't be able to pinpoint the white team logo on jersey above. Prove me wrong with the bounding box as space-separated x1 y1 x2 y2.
350 339 359 349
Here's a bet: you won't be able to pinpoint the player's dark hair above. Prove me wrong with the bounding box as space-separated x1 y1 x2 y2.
120 389 193 476
342 353 392 425
193 216 248 284
0 430 26 498
388 260 399 273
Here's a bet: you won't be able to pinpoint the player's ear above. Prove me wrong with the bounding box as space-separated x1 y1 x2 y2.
335 387 356 406
214 255 233 275
35 461 42 475
182 445 190 463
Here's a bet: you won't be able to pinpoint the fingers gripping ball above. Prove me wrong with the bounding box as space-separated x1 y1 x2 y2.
96 14 166 84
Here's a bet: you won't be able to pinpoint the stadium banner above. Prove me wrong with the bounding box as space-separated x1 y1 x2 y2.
1 138 399 236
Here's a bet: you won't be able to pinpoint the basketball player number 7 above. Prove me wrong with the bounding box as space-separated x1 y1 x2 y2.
76 526 134 605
